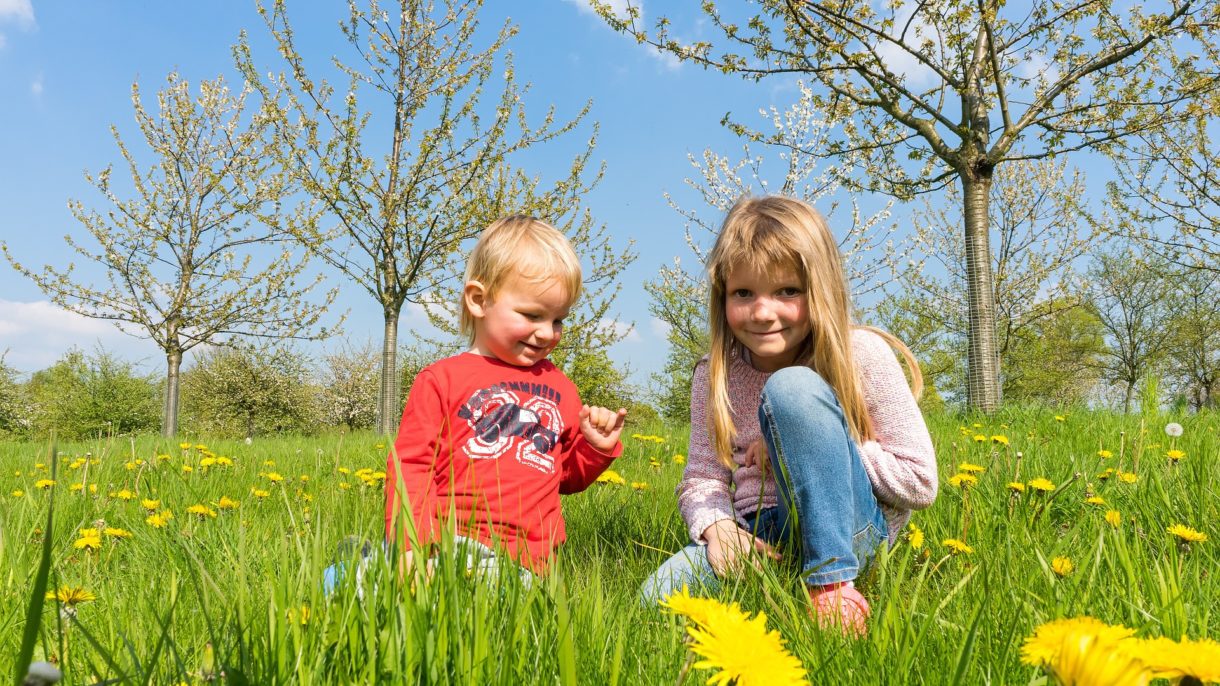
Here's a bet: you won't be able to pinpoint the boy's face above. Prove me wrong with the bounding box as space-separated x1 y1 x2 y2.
465 274 571 367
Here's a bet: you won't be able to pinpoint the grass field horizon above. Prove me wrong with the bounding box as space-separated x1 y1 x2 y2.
2 407 1216 684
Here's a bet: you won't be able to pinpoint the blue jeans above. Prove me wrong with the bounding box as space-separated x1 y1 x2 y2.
640 366 886 604
323 535 534 596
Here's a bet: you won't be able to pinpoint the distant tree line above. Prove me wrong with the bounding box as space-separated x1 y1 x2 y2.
0 343 654 441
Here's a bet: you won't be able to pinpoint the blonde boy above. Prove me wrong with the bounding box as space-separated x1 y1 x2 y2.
384 215 627 573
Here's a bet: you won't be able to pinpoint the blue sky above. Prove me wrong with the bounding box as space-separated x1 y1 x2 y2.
0 0 827 389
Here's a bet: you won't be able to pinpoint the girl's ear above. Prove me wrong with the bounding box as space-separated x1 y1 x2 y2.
464 280 489 318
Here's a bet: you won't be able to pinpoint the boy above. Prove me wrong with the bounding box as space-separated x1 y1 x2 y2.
384 215 627 574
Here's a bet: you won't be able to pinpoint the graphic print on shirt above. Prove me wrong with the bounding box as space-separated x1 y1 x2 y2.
456 382 563 474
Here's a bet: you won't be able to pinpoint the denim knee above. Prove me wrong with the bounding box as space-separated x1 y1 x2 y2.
763 366 832 402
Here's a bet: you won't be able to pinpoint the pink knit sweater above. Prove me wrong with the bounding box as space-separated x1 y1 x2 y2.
678 328 938 546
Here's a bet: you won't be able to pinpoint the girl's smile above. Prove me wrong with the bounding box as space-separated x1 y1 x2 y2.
724 263 811 372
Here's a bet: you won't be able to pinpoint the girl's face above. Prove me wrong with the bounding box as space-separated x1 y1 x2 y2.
724 261 811 373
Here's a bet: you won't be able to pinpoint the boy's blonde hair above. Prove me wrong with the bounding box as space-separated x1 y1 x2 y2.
460 215 583 342
704 196 923 469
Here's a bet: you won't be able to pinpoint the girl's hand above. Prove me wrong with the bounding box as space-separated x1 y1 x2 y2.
703 519 780 577
579 405 628 453
741 438 769 473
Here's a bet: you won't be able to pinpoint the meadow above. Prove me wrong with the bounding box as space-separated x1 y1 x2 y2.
1 409 1217 684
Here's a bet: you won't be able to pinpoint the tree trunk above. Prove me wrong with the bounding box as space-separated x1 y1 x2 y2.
377 309 401 435
163 348 182 438
1122 381 1133 414
962 172 1001 413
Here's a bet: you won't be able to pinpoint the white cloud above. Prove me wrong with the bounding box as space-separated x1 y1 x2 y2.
562 0 638 20
0 0 34 27
30 71 42 96
598 318 640 342
0 299 159 372
0 0 34 47
1017 51 1059 84
649 316 671 339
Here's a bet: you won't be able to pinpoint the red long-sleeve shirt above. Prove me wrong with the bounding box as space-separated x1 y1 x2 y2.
384 352 620 572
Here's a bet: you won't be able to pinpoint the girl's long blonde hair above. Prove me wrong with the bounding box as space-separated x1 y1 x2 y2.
705 196 923 469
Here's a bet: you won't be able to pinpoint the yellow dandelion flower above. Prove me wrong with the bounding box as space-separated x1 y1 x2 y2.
141 499 161 511
112 489 135 500
1133 635 1220 683
1085 496 1105 506
264 460 276 467
972 434 987 442
1117 471 1137 484
199 457 216 468
374 443 385 450
1028 477 1056 493
686 606 808 686
596 469 626 486
124 461 137 470
35 479 55 490
948 473 978 489
146 513 169 528
1165 449 1185 462
181 465 194 474
942 538 973 555
1097 449 1113 459
156 453 171 462
1021 616 1137 668
299 475 310 482
194 444 207 450
217 496 240 510
338 467 351 475
1007 481 1026 494
251 488 270 499
266 472 284 483
45 586 96 606
287 604 310 626
1054 415 1066 422
907 522 924 550
69 483 84 492
186 504 217 519
215 456 233 466
972 423 983 428
339 482 352 490
78 527 100 538
11 489 24 497
103 527 133 539
991 434 1009 445
1051 557 1074 577
1097 468 1115 480
178 442 192 450
88 484 97 494
73 536 102 550
958 462 985 474
1105 510 1122 528
659 586 740 627
673 454 686 464
1166 524 1206 544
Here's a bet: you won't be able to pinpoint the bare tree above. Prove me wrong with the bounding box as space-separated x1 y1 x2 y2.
1164 268 1220 411
1085 246 1173 412
2 73 335 437
596 0 1220 412
236 0 607 434
1107 115 1220 271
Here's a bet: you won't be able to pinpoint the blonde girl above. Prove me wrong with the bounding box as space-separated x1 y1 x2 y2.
640 196 938 635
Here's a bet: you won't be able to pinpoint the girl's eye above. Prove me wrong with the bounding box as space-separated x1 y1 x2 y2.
731 289 752 298
778 287 802 297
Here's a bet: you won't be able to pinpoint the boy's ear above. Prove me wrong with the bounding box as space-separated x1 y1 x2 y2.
463 280 489 318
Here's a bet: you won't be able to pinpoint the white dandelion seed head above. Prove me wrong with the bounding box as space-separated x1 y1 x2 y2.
24 661 63 685
1165 422 1184 437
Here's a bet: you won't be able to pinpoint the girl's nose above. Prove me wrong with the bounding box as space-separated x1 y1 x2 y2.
750 298 776 320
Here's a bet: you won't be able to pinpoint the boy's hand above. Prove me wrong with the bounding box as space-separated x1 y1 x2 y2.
579 405 627 453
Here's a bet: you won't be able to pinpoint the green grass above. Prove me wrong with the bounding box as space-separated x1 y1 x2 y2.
1 409 1217 684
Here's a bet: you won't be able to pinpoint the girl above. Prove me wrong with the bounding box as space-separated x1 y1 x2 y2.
640 196 937 635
